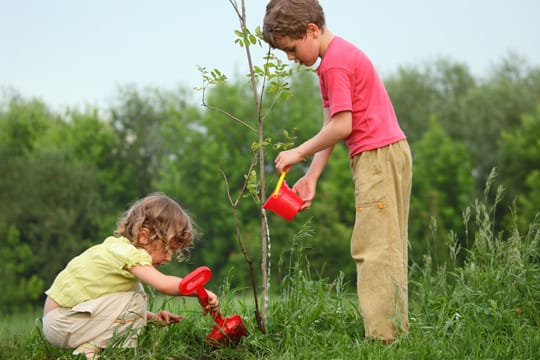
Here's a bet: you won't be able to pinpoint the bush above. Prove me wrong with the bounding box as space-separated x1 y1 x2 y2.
0 224 44 314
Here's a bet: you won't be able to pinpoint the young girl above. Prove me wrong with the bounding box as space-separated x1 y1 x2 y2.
42 193 219 358
263 0 412 343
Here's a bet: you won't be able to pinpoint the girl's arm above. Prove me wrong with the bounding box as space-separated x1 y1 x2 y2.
128 264 219 311
129 264 182 295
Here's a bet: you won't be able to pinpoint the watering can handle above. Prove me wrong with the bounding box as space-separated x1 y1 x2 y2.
178 266 212 306
178 266 223 321
272 171 287 198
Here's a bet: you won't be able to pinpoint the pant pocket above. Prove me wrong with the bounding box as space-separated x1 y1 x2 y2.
351 201 389 262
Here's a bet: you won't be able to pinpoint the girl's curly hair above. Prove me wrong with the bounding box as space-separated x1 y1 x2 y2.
114 192 195 261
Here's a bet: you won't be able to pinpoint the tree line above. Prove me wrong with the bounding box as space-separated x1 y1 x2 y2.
1 54 539 313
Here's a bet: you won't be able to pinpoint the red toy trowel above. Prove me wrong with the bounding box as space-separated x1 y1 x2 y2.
178 266 247 346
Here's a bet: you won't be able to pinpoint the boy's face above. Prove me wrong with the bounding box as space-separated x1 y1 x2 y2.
274 28 320 67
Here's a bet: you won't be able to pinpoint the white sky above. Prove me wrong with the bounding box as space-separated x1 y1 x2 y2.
1 0 539 110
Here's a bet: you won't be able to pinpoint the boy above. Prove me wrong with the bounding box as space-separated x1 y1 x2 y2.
263 0 412 343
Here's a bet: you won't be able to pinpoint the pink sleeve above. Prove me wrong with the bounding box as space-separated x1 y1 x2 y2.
319 67 353 117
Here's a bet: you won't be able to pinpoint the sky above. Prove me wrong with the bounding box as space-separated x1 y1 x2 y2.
1 0 539 111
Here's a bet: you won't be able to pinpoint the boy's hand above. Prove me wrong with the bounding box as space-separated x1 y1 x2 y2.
149 310 182 326
275 148 304 173
293 176 317 210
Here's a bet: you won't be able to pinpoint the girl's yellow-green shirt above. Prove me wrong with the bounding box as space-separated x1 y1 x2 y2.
45 236 152 308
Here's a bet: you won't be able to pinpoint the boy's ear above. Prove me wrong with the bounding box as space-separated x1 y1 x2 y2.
306 23 320 37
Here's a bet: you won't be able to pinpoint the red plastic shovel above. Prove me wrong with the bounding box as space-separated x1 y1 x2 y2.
178 266 247 347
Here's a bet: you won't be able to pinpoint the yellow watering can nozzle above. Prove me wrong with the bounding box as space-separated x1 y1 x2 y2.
272 171 287 198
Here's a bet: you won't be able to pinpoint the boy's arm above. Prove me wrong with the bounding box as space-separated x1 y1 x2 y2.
282 108 352 210
297 109 351 160
304 108 337 180
275 109 351 173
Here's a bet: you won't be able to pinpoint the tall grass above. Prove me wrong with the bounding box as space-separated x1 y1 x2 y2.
1 177 538 359
407 174 539 359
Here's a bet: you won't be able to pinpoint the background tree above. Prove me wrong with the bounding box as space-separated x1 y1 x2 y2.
35 107 123 235
1 53 539 311
498 105 540 231
108 86 177 204
409 116 474 265
156 82 253 277
386 55 540 194
0 224 44 313
385 58 476 144
459 54 540 191
0 97 107 295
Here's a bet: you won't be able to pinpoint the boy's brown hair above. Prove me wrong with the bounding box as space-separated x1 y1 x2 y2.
263 0 326 48
115 192 194 261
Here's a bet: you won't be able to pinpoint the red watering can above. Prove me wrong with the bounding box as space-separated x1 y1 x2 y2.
178 266 247 347
262 171 304 221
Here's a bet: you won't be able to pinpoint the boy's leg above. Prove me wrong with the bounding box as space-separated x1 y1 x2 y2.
350 140 412 342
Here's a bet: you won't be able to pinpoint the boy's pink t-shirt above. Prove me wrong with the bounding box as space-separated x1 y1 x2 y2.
317 36 405 158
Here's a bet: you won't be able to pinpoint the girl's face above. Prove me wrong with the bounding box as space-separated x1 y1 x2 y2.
146 238 182 267
274 26 320 67
139 229 182 267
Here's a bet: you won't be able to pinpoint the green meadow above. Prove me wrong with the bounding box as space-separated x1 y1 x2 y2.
1 191 538 360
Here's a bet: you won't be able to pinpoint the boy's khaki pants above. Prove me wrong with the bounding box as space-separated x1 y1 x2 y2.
350 139 412 342
42 291 147 350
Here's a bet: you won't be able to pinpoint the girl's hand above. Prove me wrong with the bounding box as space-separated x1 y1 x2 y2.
148 310 182 326
202 290 220 315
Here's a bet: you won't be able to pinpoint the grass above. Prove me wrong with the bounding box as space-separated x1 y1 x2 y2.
0 310 42 337
1 183 539 359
